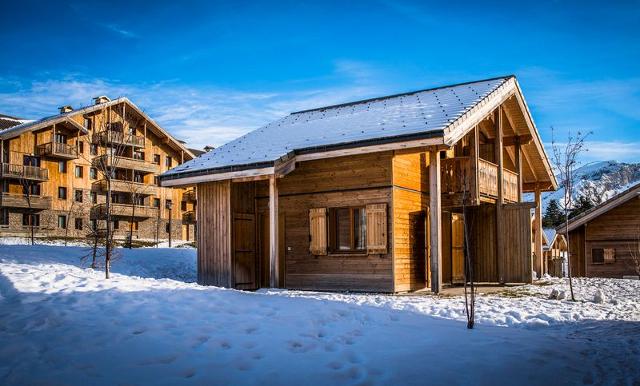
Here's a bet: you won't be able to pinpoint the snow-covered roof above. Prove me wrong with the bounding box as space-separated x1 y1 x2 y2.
563 182 640 232
162 76 513 181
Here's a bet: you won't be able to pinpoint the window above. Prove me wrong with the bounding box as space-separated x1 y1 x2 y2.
84 117 92 130
0 208 8 226
134 151 145 161
90 219 97 231
153 198 160 208
23 183 40 196
154 176 160 186
165 199 173 210
23 213 40 227
58 215 67 229
113 220 119 230
181 201 187 211
90 144 98 156
58 187 67 200
75 189 83 202
165 156 172 168
75 218 83 230
130 221 139 231
592 248 604 264
90 192 97 204
134 196 144 206
153 154 161 165
134 172 144 183
75 165 83 178
90 167 97 179
78 141 84 154
58 161 67 173
328 207 366 253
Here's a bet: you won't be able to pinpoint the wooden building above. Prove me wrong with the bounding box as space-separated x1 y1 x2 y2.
0 97 197 241
561 183 640 279
160 76 557 293
542 228 567 277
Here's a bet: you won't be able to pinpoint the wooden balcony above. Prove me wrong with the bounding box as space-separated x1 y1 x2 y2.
36 142 78 160
95 130 145 148
182 211 196 224
441 157 519 206
93 155 159 174
183 189 196 202
94 179 158 196
0 192 51 210
0 163 49 181
93 203 158 219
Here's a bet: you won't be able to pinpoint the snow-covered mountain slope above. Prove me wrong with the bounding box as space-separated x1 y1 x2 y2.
542 160 640 210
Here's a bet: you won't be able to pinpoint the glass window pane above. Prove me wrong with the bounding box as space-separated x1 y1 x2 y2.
336 208 351 250
353 208 366 250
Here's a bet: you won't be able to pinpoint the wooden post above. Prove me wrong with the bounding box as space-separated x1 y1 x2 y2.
469 125 480 205
429 150 442 293
495 107 505 284
269 174 279 288
515 137 522 202
534 187 543 278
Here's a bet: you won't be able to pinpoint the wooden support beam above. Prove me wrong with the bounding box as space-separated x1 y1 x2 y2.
470 125 480 205
269 174 279 288
515 137 523 202
429 150 442 293
495 107 505 284
534 187 543 278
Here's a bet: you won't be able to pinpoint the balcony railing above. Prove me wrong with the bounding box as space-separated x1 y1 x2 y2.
95 130 145 148
0 163 49 181
183 189 196 202
0 192 51 210
93 203 158 219
182 211 196 224
441 157 519 205
36 142 78 160
92 155 159 174
93 179 158 196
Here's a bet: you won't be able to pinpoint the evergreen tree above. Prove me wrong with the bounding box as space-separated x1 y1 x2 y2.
543 199 563 228
569 195 594 219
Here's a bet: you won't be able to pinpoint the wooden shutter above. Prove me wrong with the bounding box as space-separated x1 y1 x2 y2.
366 203 387 254
309 208 327 255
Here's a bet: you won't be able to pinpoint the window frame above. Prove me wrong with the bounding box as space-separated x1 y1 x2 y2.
58 186 67 200
328 206 367 254
74 165 83 178
592 248 604 264
58 215 67 229
74 189 83 203
75 218 83 230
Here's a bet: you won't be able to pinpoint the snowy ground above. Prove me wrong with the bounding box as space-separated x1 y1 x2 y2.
0 244 639 385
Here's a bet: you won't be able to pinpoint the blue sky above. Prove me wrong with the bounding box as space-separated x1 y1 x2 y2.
1 0 639 162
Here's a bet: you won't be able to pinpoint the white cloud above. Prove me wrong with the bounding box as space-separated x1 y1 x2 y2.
0 63 388 150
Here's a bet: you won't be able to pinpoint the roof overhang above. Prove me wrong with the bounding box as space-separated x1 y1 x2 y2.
0 116 87 140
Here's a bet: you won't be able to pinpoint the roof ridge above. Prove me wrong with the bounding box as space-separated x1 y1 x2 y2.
291 75 514 115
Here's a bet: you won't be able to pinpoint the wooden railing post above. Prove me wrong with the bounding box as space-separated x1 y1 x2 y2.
515 137 522 202
495 107 505 284
470 125 480 205
429 150 442 293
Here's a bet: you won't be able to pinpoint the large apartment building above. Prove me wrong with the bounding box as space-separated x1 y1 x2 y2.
0 97 197 242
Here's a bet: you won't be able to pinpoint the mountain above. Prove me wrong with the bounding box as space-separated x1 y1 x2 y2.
541 161 640 211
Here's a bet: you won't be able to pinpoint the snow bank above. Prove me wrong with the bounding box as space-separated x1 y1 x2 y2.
0 244 638 385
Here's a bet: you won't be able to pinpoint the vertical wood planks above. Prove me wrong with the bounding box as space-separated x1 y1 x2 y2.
429 150 442 293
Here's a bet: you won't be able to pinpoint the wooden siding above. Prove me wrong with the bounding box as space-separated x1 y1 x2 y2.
197 180 232 286
568 197 640 278
392 150 429 292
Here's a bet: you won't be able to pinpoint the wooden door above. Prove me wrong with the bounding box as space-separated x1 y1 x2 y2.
258 212 285 288
451 213 465 283
502 203 533 283
233 213 256 289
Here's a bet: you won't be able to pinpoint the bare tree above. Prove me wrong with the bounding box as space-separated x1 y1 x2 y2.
550 127 591 302
461 168 476 329
19 171 39 246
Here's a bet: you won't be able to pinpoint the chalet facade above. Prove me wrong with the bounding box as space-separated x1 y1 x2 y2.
561 183 640 279
543 228 568 277
0 97 197 242
160 76 557 293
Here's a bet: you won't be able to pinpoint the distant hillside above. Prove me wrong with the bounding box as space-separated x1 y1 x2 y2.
542 161 640 210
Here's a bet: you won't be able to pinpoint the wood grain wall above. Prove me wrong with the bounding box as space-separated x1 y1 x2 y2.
197 180 232 286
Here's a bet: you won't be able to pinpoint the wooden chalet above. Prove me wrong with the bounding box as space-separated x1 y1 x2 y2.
542 228 568 277
560 183 640 279
160 76 557 293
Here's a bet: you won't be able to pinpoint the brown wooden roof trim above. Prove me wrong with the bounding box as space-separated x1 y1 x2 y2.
0 116 87 140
